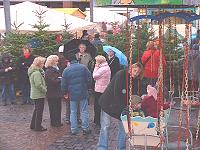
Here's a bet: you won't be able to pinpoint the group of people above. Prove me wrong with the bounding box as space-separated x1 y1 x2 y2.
59 38 170 149
0 47 35 106
0 30 173 149
60 39 121 135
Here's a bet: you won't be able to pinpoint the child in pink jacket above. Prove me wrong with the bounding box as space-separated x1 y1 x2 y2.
141 85 170 118
93 55 111 126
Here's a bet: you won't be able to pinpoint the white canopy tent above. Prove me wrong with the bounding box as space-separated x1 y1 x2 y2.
0 1 96 33
85 8 127 24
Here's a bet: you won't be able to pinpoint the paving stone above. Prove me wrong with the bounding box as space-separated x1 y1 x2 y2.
57 145 66 149
56 140 65 143
87 139 95 143
62 135 71 138
56 142 65 146
66 146 74 149
1 97 200 150
74 147 83 150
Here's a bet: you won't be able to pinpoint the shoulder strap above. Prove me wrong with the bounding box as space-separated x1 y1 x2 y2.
142 49 157 66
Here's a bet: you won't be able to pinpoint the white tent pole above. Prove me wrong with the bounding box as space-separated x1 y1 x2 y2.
90 0 94 22
3 0 11 34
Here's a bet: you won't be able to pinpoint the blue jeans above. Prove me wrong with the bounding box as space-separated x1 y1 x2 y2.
97 111 126 150
21 83 31 103
1 83 16 104
70 99 89 133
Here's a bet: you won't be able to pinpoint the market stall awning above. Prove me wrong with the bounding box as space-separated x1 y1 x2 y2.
0 2 96 33
53 8 86 19
85 8 127 24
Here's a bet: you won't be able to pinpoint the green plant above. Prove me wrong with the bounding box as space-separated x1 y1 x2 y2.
105 22 154 63
0 8 73 61
29 9 60 57
1 32 30 62
104 22 184 95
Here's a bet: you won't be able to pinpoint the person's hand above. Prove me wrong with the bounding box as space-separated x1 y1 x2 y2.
95 64 99 67
63 94 69 102
95 62 100 67
5 67 12 72
141 94 146 99
8 67 12 70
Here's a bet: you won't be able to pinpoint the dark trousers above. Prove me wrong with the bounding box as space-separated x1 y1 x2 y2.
30 98 45 130
94 92 102 125
66 101 70 121
21 82 31 103
47 97 62 126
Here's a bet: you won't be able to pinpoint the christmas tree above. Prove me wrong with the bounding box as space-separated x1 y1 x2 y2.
0 8 73 61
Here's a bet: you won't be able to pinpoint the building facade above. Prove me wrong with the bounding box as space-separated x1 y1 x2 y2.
0 0 90 10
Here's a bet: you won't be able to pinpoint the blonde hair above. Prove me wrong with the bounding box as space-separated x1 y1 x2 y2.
45 55 59 68
95 55 106 64
146 41 154 49
132 62 144 80
31 56 46 68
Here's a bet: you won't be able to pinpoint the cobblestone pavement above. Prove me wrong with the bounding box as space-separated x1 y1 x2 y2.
0 97 200 150
0 99 68 150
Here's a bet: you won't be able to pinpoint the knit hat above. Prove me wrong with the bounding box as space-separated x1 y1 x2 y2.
147 85 158 100
131 95 142 105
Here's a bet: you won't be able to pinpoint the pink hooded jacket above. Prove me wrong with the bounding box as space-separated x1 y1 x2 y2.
93 62 111 93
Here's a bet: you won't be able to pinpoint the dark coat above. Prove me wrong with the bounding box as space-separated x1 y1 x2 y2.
17 55 35 83
58 53 68 74
98 69 140 120
0 55 16 84
91 38 103 46
107 56 120 79
45 67 61 98
91 38 103 56
61 60 92 101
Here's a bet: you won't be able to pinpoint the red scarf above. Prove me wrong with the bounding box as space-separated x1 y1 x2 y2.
24 53 30 59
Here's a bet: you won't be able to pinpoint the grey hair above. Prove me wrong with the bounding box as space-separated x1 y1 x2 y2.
45 55 59 68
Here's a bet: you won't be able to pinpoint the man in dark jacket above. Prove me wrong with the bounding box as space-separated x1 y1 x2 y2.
17 46 34 104
61 53 92 135
91 33 103 56
0 54 16 105
97 63 144 150
106 49 121 79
